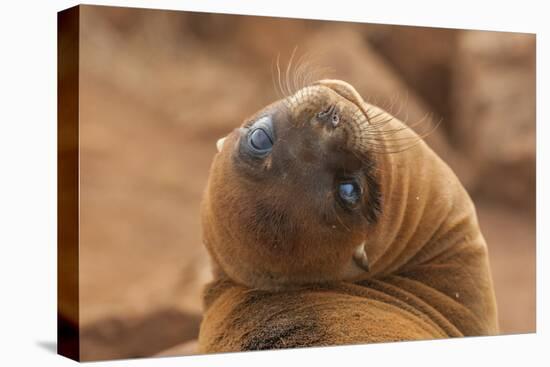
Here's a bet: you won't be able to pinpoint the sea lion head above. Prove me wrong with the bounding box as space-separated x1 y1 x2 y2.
202 80 388 289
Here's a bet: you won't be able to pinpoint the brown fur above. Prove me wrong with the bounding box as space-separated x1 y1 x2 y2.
198 80 498 353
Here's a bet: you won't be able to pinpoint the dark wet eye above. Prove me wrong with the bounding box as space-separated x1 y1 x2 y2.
338 181 361 206
249 128 273 152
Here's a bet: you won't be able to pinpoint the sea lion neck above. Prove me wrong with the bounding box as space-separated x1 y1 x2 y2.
359 104 481 277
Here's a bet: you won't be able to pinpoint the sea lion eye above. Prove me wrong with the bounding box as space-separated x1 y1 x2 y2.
338 181 361 207
249 128 273 152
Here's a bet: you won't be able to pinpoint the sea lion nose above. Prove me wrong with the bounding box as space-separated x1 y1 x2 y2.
316 104 340 129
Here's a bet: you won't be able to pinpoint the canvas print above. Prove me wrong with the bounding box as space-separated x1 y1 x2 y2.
58 5 536 362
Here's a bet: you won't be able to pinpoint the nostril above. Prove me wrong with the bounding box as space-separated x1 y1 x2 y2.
317 104 335 120
331 112 340 127
317 105 339 128
318 105 334 118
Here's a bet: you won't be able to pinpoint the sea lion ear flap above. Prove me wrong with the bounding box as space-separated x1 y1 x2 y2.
353 241 370 273
314 79 370 117
216 136 227 153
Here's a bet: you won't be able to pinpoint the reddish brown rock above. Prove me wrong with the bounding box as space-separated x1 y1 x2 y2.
452 31 536 209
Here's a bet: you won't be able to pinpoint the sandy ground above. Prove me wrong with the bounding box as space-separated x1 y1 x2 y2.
476 202 536 334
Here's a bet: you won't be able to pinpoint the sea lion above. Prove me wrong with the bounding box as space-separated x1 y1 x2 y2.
198 80 498 353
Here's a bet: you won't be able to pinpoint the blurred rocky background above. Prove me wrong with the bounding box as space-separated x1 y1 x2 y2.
61 5 535 361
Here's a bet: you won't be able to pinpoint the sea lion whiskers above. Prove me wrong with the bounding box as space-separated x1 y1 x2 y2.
276 53 286 99
273 48 320 102
271 58 284 100
291 52 305 95
381 91 408 119
345 105 439 155
358 114 440 148
280 85 404 154
357 113 431 138
279 84 428 156
293 52 318 92
292 51 333 95
288 48 327 96
379 92 398 116
355 139 426 155
284 47 298 97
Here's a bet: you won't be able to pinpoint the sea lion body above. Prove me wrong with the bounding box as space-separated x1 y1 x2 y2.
198 80 498 352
